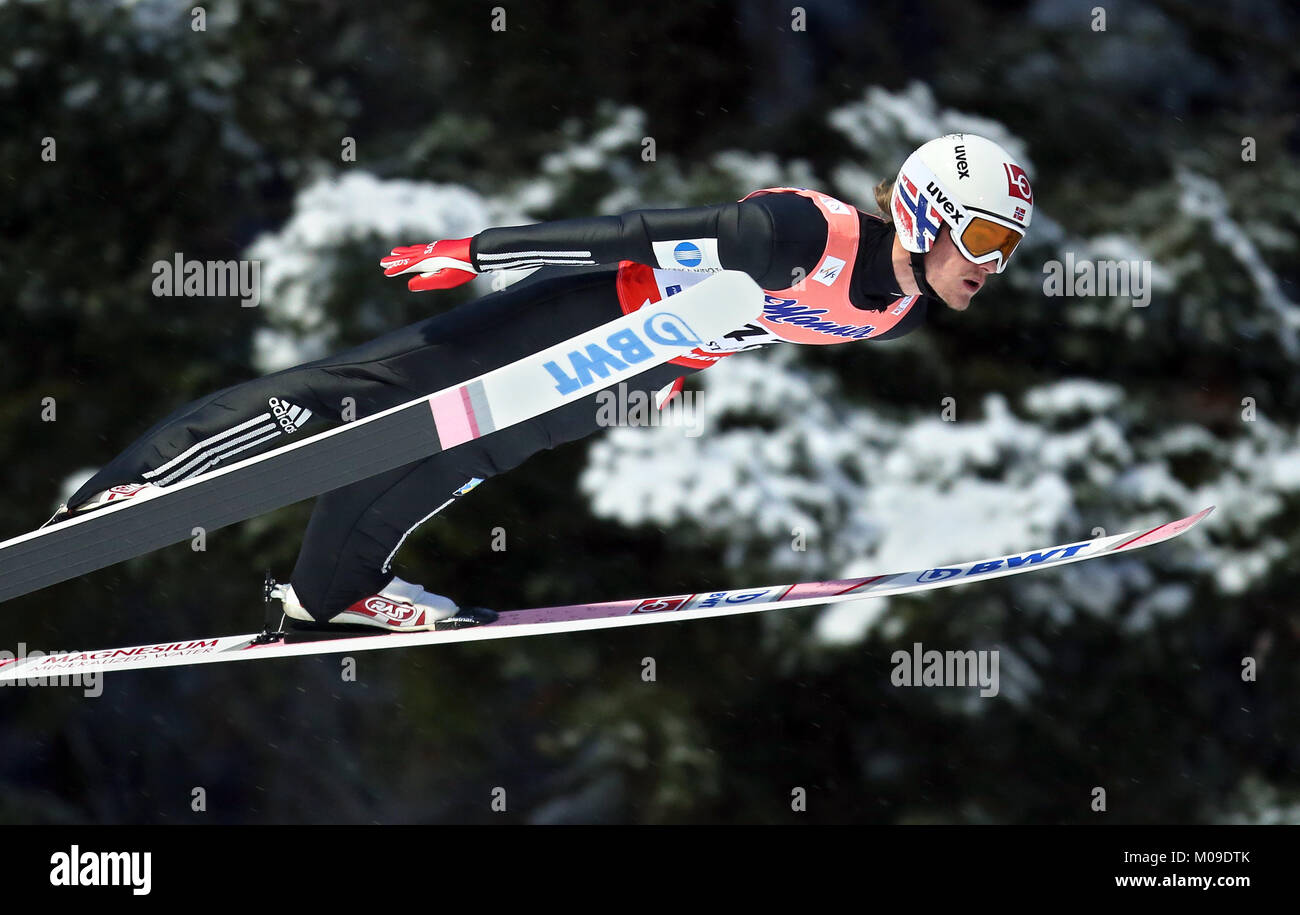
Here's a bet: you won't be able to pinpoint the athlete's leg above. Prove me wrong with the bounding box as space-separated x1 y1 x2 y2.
289 359 695 617
66 265 620 508
65 337 433 507
285 265 697 617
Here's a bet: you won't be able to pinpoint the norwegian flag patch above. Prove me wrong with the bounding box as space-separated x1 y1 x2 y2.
896 174 944 251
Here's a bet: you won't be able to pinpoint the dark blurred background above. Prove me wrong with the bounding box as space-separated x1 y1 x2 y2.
0 0 1297 823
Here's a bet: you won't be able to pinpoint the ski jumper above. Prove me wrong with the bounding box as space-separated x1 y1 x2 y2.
68 189 933 619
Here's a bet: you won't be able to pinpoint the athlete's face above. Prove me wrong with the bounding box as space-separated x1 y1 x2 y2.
924 226 998 312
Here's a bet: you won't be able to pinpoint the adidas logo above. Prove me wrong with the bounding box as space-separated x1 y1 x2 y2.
268 397 312 434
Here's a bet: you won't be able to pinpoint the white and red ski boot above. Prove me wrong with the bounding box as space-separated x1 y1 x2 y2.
277 576 496 632
45 482 162 527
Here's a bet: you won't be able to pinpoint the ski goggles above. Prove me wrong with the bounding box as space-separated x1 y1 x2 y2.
952 213 1025 273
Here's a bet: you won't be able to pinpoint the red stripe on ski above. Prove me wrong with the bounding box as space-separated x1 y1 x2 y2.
1109 507 1212 551
831 575 887 596
460 385 481 439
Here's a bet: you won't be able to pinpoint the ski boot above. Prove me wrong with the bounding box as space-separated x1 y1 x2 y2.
44 482 162 527
274 575 497 633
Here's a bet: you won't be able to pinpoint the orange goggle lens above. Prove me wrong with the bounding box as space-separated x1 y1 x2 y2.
959 217 1024 263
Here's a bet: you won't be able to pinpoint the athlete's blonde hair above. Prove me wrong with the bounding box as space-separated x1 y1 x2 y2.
873 177 893 218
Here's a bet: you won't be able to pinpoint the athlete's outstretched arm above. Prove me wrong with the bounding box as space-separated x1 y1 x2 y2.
381 193 828 292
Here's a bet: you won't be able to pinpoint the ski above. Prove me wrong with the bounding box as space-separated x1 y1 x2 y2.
0 506 1212 681
0 271 764 605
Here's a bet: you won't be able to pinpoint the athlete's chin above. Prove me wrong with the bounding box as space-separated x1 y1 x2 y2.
940 289 973 311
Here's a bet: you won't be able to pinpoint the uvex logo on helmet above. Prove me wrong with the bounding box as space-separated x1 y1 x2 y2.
954 144 970 179
924 182 966 224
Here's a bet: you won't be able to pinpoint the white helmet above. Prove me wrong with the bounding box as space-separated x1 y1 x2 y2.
889 133 1034 273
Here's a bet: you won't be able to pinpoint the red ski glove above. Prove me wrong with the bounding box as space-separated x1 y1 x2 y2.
380 237 478 291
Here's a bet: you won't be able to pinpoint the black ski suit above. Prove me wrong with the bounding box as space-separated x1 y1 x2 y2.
68 192 930 618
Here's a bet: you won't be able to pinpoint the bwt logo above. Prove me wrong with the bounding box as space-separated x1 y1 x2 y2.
699 590 772 608
916 543 1088 582
542 312 703 395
